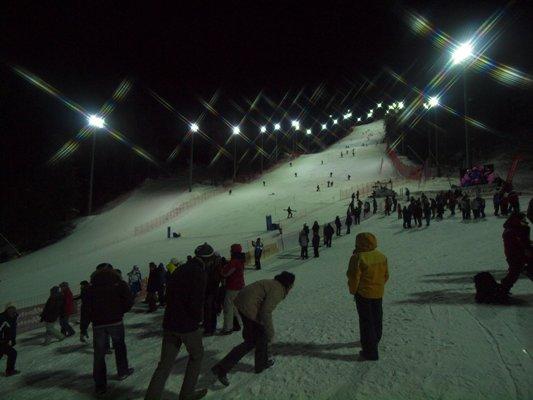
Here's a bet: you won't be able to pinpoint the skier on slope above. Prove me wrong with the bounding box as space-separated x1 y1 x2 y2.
211 272 295 387
346 232 389 361
286 207 294 219
252 238 264 270
345 211 353 234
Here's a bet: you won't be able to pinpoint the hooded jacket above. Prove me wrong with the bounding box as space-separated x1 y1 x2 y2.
41 288 64 323
234 279 287 341
0 310 17 344
61 286 74 316
346 233 389 299
87 268 134 327
222 244 245 291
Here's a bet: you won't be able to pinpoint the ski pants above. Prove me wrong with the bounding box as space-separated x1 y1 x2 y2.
223 290 241 332
355 295 383 360
145 329 204 400
313 246 319 257
203 292 218 335
300 246 308 259
494 203 500 216
60 315 75 336
43 322 64 344
214 313 268 374
0 343 17 372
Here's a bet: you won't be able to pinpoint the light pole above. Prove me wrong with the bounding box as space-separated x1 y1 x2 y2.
188 123 199 192
260 126 266 174
452 41 474 168
273 123 281 161
232 126 240 182
291 120 300 154
87 114 105 215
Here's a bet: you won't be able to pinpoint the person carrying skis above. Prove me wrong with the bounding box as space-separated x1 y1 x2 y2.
220 244 246 335
335 216 342 236
346 232 389 361
211 272 295 387
299 230 309 259
345 211 353 234
127 266 142 298
252 238 264 270
0 304 19 377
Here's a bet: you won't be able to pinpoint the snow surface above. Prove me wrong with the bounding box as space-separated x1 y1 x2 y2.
1 120 532 399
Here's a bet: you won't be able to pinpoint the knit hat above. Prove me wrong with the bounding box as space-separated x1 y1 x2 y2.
195 242 215 258
275 271 295 289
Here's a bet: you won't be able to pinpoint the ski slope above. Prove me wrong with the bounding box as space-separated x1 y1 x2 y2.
1 120 532 400
0 120 398 305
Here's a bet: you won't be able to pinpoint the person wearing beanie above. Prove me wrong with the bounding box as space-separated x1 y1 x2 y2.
347 233 389 361
212 272 295 386
167 258 180 275
145 242 214 400
0 304 19 377
220 244 246 335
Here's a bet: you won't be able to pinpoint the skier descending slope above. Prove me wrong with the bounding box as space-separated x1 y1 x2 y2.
346 233 389 361
211 272 295 386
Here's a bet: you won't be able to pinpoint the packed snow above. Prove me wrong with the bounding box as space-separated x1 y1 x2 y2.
1 120 532 400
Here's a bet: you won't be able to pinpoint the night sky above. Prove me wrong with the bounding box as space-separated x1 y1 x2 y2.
1 1 531 225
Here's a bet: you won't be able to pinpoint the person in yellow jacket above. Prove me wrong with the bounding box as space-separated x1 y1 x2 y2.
166 258 180 275
346 232 389 361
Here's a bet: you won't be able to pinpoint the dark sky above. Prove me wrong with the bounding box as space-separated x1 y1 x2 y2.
1 1 531 196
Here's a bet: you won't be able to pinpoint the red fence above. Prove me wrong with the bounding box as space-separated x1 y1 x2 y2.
386 147 423 180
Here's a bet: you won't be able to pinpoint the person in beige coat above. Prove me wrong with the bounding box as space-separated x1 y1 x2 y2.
211 272 295 386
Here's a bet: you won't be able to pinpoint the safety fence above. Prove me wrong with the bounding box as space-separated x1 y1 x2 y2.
133 188 227 236
386 147 423 180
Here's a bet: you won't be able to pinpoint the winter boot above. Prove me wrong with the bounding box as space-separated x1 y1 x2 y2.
117 368 134 381
211 365 229 387
179 388 208 400
5 369 20 377
255 359 275 374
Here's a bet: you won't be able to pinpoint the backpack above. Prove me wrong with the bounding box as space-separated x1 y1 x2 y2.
473 272 507 304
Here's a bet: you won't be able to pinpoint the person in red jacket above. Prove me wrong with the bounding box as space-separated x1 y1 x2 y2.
59 282 75 337
501 213 532 293
220 244 246 335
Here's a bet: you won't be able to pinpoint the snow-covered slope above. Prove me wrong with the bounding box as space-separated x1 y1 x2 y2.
1 120 397 305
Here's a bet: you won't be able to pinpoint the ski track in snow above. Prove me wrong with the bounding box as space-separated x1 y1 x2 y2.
1 120 532 400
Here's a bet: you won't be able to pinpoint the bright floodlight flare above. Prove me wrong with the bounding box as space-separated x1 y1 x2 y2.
377 102 382 108
397 101 404 110
274 123 281 130
88 114 105 129
428 96 440 108
332 119 338 125
291 120 300 130
357 117 362 122
232 126 240 135
321 123 327 130
190 123 199 132
306 128 312 135
423 103 430 109
452 41 474 65
343 112 352 120
260 126 267 133
367 112 373 119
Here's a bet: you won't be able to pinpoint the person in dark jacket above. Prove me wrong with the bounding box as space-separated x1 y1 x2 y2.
508 191 520 214
500 213 532 293
203 254 224 336
298 230 309 259
372 197 378 214
422 199 431 227
345 212 353 234
312 232 320 257
402 206 411 229
493 191 501 216
354 206 361 225
312 221 320 236
323 223 334 247
252 238 264 270
0 304 19 377
59 282 75 337
145 243 213 400
211 272 295 387
41 286 66 345
88 263 134 396
147 262 162 312
335 216 342 236
77 281 91 343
